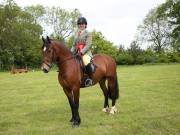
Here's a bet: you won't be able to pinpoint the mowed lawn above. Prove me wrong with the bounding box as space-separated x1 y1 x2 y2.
0 64 180 135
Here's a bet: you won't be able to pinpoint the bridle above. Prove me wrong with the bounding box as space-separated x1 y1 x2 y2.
43 62 52 69
43 42 76 69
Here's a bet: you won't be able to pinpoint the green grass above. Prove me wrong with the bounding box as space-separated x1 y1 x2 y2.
0 64 180 135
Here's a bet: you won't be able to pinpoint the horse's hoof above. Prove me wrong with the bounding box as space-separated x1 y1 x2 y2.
110 110 115 114
102 107 109 113
110 106 117 114
72 121 80 128
72 124 79 128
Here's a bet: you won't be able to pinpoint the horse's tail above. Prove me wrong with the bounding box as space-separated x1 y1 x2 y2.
108 73 119 100
115 74 119 99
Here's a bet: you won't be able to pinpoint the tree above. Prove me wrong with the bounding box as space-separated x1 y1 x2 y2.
118 44 126 53
128 40 144 64
24 5 46 24
138 7 171 54
0 0 43 69
157 0 180 52
91 31 118 59
45 7 81 40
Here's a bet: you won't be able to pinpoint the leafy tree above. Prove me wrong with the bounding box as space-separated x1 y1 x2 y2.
118 44 126 53
45 7 81 40
24 5 46 24
0 0 43 69
157 0 180 52
128 40 144 64
92 30 118 59
138 7 171 54
66 35 75 49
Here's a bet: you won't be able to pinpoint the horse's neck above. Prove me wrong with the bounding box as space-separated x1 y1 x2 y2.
54 43 73 63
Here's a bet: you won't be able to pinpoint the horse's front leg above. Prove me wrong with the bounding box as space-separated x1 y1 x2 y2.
67 96 75 123
71 88 81 127
63 88 81 127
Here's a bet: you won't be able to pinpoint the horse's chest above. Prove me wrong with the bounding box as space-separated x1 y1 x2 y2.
58 73 73 89
58 74 67 85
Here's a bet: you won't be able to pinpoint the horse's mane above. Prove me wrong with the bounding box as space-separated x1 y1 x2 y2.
51 39 66 46
51 39 72 54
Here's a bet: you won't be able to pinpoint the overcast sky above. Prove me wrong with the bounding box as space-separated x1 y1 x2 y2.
5 0 165 47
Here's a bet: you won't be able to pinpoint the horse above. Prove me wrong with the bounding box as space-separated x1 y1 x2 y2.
41 36 119 127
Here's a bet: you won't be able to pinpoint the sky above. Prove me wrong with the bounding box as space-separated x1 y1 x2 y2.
4 0 165 47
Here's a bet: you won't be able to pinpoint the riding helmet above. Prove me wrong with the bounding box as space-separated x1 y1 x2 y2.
77 17 87 25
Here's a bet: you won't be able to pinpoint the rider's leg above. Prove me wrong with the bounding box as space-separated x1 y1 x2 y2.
82 54 96 86
82 54 96 75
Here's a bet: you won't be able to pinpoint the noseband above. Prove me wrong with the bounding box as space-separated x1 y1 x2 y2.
43 62 52 69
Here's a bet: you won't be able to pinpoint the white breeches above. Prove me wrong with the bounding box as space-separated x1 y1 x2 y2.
82 54 91 66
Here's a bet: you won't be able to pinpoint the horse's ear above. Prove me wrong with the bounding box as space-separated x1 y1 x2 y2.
42 36 45 43
47 36 51 43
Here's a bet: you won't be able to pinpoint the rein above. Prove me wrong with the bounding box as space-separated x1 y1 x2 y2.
57 56 75 66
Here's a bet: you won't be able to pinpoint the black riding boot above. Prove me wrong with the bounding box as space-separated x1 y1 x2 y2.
86 62 96 75
84 62 96 86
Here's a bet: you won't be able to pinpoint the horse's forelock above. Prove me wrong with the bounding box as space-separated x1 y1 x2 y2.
42 38 52 52
42 39 68 53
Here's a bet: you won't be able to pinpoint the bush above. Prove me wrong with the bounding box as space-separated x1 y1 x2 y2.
157 54 169 63
116 54 133 65
136 55 145 64
167 53 180 62
144 55 156 63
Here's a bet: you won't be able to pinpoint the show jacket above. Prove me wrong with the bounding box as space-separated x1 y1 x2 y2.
71 29 92 56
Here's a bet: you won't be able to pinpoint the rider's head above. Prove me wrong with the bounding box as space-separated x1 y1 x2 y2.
77 17 87 30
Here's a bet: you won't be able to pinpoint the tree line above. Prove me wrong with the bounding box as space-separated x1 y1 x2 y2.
116 0 179 65
0 0 179 70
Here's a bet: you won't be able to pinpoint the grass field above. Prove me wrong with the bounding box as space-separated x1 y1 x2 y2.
0 64 180 135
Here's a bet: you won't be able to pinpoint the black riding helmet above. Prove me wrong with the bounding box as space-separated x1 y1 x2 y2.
77 17 87 25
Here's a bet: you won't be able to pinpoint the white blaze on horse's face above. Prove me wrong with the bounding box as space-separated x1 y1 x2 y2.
43 46 47 52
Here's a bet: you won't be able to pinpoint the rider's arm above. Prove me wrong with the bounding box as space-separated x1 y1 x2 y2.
80 32 92 55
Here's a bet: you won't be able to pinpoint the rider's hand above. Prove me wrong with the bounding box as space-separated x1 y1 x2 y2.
76 52 82 59
78 52 83 57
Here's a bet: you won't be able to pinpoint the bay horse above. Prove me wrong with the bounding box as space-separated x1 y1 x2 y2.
41 36 119 127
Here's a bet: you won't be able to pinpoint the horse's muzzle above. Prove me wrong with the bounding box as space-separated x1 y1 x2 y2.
41 63 52 73
42 68 49 73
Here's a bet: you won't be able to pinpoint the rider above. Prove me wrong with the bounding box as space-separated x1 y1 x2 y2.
71 17 96 86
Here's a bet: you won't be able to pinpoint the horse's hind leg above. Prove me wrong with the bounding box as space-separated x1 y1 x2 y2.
110 99 117 114
107 76 119 114
99 79 109 113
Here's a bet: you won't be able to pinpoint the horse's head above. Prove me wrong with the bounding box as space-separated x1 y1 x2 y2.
41 36 56 73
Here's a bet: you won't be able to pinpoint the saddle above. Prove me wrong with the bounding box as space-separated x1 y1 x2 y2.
75 54 96 88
